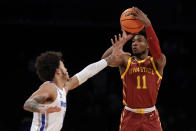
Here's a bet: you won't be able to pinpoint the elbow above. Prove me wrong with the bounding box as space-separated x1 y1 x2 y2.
23 101 29 111
101 55 105 59
23 104 28 111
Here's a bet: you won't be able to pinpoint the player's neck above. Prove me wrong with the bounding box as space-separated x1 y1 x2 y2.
53 79 65 90
134 49 148 60
135 53 148 60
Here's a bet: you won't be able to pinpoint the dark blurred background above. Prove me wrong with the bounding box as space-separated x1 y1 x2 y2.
0 0 195 130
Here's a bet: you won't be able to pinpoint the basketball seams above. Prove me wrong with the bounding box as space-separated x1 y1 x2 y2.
120 18 137 21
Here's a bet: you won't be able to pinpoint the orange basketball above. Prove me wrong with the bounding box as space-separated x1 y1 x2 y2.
120 8 144 34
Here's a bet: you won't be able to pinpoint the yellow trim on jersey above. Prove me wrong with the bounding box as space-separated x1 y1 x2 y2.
123 88 126 97
119 110 125 130
121 57 131 79
150 57 162 79
134 56 150 63
123 99 127 106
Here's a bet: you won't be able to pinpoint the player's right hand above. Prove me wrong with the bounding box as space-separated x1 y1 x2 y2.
40 106 61 114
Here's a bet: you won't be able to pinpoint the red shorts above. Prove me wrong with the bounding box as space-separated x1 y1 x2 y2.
119 108 162 131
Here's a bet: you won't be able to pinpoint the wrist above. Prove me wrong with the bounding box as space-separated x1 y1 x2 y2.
144 22 151 27
38 109 45 114
105 54 117 66
38 105 48 114
102 58 109 66
104 56 111 66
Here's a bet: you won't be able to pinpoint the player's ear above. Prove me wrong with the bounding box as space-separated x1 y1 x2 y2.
146 42 149 49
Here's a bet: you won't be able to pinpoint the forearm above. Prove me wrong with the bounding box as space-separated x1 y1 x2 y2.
23 96 46 113
75 59 108 85
145 25 162 59
24 99 43 113
101 46 113 59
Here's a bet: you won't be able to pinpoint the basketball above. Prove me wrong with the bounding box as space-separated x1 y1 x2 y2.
120 8 144 34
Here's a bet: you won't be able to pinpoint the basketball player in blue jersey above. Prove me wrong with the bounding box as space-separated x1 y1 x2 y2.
23 50 121 131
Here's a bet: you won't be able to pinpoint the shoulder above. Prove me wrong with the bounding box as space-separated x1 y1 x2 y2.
151 54 166 69
39 81 57 93
121 53 131 68
119 54 131 75
29 81 57 101
150 54 166 76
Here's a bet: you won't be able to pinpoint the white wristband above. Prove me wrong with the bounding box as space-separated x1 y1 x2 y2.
75 59 107 85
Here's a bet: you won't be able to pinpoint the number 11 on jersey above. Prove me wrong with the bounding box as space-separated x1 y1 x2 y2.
137 75 147 89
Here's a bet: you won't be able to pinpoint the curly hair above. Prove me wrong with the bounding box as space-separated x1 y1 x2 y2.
35 51 63 82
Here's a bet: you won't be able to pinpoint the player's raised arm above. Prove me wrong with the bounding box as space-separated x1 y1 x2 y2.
133 7 166 75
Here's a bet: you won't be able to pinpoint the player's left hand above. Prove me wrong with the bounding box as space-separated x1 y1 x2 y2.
40 106 61 114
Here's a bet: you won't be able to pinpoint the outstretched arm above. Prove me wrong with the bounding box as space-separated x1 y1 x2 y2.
67 58 110 91
133 7 166 75
67 33 133 91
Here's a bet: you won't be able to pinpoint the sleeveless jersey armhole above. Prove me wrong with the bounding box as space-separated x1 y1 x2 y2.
121 57 131 79
150 57 162 79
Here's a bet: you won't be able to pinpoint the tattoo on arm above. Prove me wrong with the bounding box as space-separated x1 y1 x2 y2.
67 77 76 91
24 96 46 112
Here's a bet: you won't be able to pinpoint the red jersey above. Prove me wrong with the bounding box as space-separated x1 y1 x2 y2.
121 56 162 108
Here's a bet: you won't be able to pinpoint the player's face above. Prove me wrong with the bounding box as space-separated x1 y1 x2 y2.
131 35 148 55
59 61 69 81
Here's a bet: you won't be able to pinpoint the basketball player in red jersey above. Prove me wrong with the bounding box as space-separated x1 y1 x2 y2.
102 7 166 131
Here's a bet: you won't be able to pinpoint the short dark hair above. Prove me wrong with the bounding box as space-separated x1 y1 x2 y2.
35 51 63 82
137 28 147 39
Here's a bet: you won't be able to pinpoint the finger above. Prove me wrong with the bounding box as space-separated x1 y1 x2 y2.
52 106 61 112
54 106 61 109
133 7 139 15
122 30 127 37
134 7 140 11
111 38 115 47
119 33 121 38
55 107 61 112
114 35 118 43
123 52 132 56
136 7 142 13
135 7 144 15
119 33 122 40
127 34 134 40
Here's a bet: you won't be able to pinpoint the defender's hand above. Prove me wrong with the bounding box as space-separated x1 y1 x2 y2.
111 30 133 52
